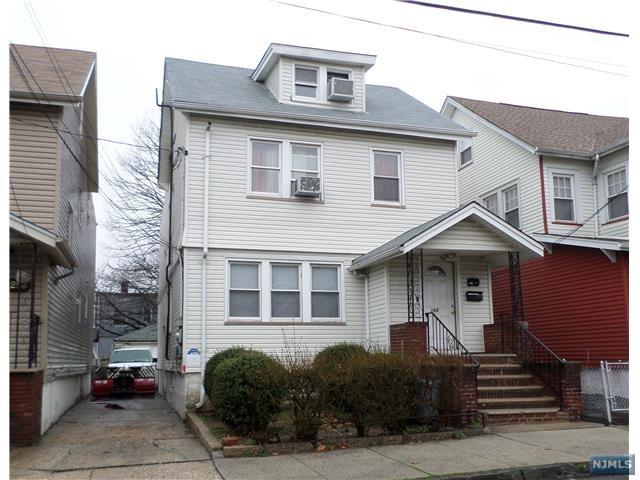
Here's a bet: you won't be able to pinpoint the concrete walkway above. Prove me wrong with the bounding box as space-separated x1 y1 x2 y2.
214 423 629 480
10 396 221 479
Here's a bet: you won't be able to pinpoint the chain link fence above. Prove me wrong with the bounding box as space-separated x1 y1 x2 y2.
581 361 628 424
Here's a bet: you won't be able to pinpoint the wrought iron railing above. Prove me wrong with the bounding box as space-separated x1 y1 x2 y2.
426 312 479 367
500 314 564 398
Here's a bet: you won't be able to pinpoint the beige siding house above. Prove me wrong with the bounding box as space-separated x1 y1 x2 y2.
9 44 98 445
157 44 545 418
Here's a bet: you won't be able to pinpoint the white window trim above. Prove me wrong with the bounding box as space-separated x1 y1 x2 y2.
309 263 342 321
605 166 628 221
227 261 262 321
480 180 521 227
248 138 282 198
225 259 344 323
291 63 354 105
270 262 302 321
247 136 324 200
458 140 473 169
549 171 579 223
293 64 319 100
370 148 405 207
502 184 520 228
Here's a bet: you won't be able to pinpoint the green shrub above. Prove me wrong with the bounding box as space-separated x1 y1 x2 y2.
203 347 251 402
212 350 286 442
285 358 324 441
313 343 367 368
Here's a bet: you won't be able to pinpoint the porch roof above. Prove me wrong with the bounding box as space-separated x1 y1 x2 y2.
9 213 76 268
349 202 545 271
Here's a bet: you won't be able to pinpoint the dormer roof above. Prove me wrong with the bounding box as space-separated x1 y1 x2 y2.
251 43 376 82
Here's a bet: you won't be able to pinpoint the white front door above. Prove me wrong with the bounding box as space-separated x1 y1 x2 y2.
423 262 456 348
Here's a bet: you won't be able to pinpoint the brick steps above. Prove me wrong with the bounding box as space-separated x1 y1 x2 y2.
473 353 567 425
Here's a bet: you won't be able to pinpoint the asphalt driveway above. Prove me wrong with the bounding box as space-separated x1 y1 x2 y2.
10 396 221 479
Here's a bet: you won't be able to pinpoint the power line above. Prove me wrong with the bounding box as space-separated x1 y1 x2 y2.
553 184 628 245
271 1 627 77
397 1 629 37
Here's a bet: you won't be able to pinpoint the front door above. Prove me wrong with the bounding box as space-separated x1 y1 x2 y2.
423 262 456 350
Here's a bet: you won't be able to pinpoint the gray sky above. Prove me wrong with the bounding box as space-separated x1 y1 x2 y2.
8 0 631 269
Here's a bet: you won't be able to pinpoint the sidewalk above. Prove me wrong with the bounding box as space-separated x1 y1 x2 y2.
213 423 629 480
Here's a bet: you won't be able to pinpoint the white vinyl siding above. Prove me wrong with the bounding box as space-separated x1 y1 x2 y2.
451 107 544 234
458 257 492 352
264 59 281 101
426 219 514 252
185 116 458 254
181 248 365 365
279 58 366 112
367 265 389 348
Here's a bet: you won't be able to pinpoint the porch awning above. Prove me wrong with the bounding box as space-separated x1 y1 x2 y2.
9 213 76 268
349 202 545 271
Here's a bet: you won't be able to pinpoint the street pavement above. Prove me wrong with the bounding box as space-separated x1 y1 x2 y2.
10 396 221 479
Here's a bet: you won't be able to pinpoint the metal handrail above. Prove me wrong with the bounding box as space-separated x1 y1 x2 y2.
500 314 565 398
426 312 479 367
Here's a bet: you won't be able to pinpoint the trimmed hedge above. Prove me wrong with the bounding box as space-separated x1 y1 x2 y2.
203 347 251 402
212 350 286 441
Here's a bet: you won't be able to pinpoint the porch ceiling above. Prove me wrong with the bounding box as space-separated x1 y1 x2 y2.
349 202 544 271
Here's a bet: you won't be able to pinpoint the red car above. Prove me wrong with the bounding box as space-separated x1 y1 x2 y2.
92 347 156 398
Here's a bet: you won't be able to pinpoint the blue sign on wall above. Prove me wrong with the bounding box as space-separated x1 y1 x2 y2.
590 454 634 475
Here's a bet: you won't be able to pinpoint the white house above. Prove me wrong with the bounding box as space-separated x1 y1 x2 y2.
156 44 545 418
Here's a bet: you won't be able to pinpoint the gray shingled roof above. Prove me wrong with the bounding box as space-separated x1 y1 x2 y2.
10 44 95 101
115 323 157 343
164 58 471 136
450 97 628 157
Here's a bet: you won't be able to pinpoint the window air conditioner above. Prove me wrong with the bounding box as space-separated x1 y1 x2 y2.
293 176 321 197
327 78 354 102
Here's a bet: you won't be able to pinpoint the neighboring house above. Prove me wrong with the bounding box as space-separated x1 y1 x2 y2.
95 281 158 361
441 96 629 367
9 44 98 445
114 323 159 361
157 43 552 421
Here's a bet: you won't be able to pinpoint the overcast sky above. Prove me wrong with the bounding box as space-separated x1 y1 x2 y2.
8 0 631 269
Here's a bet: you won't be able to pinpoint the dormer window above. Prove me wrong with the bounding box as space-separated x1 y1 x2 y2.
294 66 318 98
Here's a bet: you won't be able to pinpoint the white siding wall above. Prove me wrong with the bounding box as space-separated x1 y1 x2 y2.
596 147 629 238
182 247 367 370
457 257 492 352
367 265 389 348
426 219 514 252
279 58 365 112
388 256 408 325
185 116 458 254
264 58 280 101
542 156 596 237
452 107 544 234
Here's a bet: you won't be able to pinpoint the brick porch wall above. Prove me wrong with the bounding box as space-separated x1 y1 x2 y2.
389 322 427 357
11 369 44 446
561 362 582 420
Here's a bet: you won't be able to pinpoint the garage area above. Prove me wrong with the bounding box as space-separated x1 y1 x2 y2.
10 396 221 479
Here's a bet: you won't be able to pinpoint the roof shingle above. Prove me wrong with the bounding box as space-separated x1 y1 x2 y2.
449 97 628 156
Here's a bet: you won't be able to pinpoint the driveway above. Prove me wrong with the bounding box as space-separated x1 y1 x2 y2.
10 396 221 479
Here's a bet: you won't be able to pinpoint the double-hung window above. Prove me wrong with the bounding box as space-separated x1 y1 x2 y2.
483 193 499 215
311 265 340 319
372 150 403 205
503 185 520 228
229 262 260 319
271 264 301 319
250 140 281 195
294 66 318 98
607 169 628 220
291 144 320 183
552 175 575 222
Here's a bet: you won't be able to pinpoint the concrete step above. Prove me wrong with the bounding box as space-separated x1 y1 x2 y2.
477 385 546 398
474 353 519 365
477 374 536 387
479 408 570 426
477 364 524 375
478 396 559 410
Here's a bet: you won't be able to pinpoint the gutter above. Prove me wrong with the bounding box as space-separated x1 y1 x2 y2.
195 123 211 409
593 153 600 237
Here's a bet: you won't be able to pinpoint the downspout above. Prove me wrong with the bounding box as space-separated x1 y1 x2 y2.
593 153 600 237
196 122 211 409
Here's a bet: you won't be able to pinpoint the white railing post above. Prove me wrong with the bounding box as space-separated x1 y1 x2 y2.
600 360 612 425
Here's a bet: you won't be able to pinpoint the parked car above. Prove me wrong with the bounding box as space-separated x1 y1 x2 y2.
92 347 156 398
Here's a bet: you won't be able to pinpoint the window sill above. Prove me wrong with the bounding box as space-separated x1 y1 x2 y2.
247 194 324 204
602 215 628 226
552 220 582 226
225 320 346 326
370 202 406 209
458 161 474 171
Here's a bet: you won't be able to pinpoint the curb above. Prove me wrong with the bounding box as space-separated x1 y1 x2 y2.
186 411 222 453
436 462 589 480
